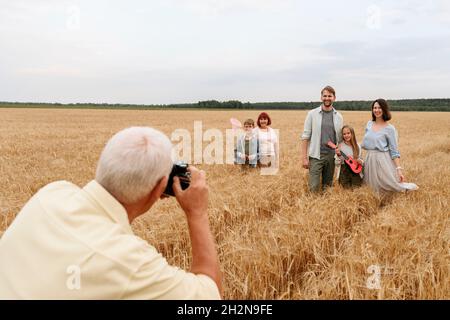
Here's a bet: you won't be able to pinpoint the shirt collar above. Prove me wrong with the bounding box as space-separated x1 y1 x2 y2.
82 180 133 234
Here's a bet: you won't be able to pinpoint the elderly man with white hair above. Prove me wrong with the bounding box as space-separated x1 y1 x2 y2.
0 127 222 299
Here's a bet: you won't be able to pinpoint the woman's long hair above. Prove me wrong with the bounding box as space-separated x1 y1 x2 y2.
342 125 359 159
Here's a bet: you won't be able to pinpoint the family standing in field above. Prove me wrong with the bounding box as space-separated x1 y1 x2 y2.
0 85 418 300
302 86 418 194
236 85 418 195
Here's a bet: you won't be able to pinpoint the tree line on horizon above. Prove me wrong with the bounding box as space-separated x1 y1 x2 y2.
1 98 449 111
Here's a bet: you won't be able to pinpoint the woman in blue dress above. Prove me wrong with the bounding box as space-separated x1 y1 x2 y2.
361 99 418 194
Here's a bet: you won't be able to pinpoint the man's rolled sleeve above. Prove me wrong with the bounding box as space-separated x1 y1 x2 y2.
122 252 221 300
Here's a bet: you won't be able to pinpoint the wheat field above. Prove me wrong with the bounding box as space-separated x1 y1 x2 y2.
0 108 449 299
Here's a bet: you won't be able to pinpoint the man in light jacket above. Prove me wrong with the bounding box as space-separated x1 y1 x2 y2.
301 86 343 192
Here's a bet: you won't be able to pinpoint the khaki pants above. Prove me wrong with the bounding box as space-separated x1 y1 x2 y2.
309 153 335 192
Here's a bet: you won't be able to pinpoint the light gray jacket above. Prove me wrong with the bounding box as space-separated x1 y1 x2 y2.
301 106 344 160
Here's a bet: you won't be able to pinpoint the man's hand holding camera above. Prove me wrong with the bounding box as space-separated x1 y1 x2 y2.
173 166 208 218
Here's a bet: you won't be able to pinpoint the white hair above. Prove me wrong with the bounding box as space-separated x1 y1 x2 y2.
95 127 173 204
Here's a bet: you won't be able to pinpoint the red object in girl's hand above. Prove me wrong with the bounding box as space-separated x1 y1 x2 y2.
327 141 363 174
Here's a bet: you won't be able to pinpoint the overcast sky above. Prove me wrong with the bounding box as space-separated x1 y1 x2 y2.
1 0 450 104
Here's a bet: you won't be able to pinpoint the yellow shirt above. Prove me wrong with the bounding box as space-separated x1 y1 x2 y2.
0 180 220 300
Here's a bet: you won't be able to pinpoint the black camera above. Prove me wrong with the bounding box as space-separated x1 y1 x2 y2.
163 161 191 197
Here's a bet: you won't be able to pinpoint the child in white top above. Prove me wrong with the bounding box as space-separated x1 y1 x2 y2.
335 125 363 188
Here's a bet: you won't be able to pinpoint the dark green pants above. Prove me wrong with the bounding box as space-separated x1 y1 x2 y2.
339 163 363 189
309 153 335 192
